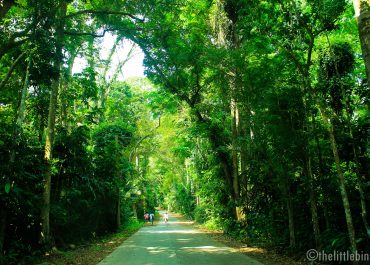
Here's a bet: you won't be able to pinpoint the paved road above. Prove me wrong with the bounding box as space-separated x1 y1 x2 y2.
97 212 264 265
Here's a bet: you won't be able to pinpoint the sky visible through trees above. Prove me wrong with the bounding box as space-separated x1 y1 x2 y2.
72 34 145 80
0 1 369 264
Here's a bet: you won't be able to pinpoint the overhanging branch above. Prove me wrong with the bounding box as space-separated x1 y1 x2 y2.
64 10 144 22
64 30 107 38
0 52 26 90
64 27 142 38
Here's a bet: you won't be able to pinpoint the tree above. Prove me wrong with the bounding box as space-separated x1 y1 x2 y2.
40 0 67 245
353 0 370 90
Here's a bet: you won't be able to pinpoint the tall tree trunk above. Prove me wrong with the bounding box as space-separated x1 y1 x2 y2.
279 164 296 249
301 87 322 249
317 103 357 254
300 69 322 249
338 75 370 238
115 136 121 230
345 107 370 238
239 128 248 215
312 114 331 230
132 204 138 219
231 96 241 220
9 56 31 164
286 30 358 253
15 59 31 128
287 196 295 249
357 182 370 237
283 181 296 249
117 189 121 230
354 0 370 90
0 208 7 263
40 0 66 245
306 155 321 250
60 51 77 130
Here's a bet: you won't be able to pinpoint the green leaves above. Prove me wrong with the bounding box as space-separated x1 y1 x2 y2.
4 182 11 193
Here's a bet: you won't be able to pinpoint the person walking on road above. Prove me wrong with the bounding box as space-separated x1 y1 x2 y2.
163 212 169 223
149 212 154 225
144 212 149 223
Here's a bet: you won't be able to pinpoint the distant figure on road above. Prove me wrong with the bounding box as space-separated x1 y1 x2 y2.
163 212 169 223
149 212 154 225
144 212 149 223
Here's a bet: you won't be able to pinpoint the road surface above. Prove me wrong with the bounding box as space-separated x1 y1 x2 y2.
97 212 264 265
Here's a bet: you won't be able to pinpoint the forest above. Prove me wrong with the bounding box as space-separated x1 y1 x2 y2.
0 0 369 264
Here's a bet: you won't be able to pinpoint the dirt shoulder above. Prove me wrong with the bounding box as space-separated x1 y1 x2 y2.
199 231 305 265
29 220 145 265
173 213 305 265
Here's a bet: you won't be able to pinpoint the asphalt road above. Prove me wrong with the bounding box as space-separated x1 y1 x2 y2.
97 212 264 265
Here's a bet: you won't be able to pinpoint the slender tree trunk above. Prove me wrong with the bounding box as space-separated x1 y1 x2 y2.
357 182 370 237
115 136 121 230
240 142 248 207
339 85 370 238
132 204 138 219
312 114 331 230
317 104 357 253
301 92 321 249
60 52 77 130
238 110 249 222
287 199 295 248
217 0 243 221
0 52 26 90
9 57 31 163
16 59 31 128
347 115 370 238
40 73 59 245
231 96 241 220
279 165 295 249
354 0 370 90
220 156 238 220
0 208 7 263
220 158 234 199
307 155 321 250
284 183 296 249
117 189 121 230
286 31 357 252
40 0 66 245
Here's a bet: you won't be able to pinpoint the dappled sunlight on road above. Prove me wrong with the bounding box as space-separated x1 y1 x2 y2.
98 214 265 265
167 221 194 225
146 246 170 254
176 238 192 242
143 229 204 234
180 245 239 254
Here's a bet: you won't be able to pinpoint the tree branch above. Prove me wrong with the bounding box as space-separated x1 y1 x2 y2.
0 52 26 90
64 30 107 38
64 10 144 22
0 23 34 60
64 27 142 38
0 39 27 60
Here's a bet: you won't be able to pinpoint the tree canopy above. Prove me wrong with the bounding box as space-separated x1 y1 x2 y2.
0 0 369 264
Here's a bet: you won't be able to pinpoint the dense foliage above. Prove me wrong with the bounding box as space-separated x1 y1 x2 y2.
0 0 369 264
